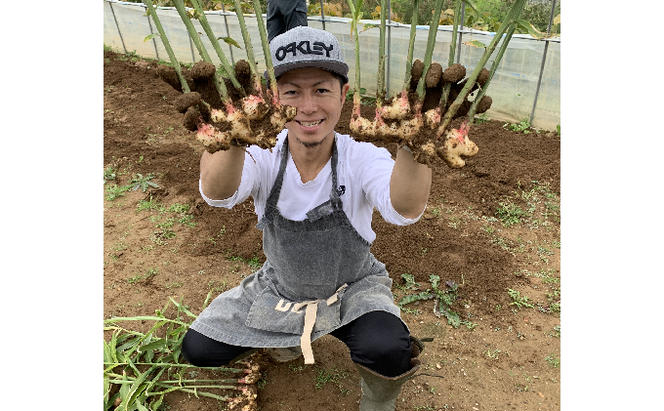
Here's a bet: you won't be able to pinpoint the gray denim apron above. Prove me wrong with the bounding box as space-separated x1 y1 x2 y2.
190 136 405 364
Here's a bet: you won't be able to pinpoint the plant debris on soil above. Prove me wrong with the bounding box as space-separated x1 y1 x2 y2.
104 49 560 411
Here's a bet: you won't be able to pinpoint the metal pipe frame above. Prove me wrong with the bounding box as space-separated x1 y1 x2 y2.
319 0 326 30
104 0 560 127
529 0 557 125
109 2 128 54
144 4 160 60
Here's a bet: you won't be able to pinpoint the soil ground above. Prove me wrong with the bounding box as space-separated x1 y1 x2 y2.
104 50 560 411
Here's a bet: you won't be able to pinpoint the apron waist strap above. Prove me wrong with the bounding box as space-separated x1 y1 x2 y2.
278 283 348 364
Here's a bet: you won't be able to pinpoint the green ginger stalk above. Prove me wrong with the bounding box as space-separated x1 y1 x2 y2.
143 0 190 93
189 0 244 94
438 0 527 135
172 0 230 104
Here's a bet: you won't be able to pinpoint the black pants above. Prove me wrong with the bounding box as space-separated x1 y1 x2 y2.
267 0 308 42
182 311 412 377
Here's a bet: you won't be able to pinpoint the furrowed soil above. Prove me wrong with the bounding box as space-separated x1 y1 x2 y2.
104 51 560 411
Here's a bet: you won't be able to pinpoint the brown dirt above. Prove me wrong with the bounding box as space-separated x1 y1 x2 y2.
477 95 493 114
426 63 443 88
104 50 560 411
443 64 466 84
477 68 490 87
410 59 424 91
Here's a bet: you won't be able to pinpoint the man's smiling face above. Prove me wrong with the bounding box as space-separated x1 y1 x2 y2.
277 67 350 148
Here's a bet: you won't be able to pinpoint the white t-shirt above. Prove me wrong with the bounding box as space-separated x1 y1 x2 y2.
199 130 423 244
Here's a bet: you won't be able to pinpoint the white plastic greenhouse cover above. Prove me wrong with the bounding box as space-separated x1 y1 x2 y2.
104 0 560 130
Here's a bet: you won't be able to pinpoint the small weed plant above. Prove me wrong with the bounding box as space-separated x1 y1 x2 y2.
496 200 525 227
137 198 197 244
473 113 490 125
104 165 117 184
314 367 350 395
507 288 534 309
398 274 475 329
545 354 560 368
503 119 532 134
106 183 131 201
127 268 159 284
228 255 263 270
129 173 160 192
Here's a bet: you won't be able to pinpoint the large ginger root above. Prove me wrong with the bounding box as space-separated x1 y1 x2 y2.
149 0 296 154
345 0 527 169
350 59 491 168
159 60 296 152
438 121 478 168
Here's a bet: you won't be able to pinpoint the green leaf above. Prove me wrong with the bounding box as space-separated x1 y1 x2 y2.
461 0 479 16
118 373 131 409
169 297 198 319
150 395 164 410
104 375 110 406
440 304 461 328
218 36 242 49
463 40 486 48
144 33 159 42
110 332 119 363
400 273 420 290
125 365 158 411
361 23 379 33
105 315 190 326
144 349 155 364
104 340 113 364
429 274 440 291
516 19 546 39
398 292 434 307
202 290 214 310
439 292 455 306
135 398 149 411
140 338 168 353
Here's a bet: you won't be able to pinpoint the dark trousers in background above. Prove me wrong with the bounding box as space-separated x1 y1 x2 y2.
267 0 309 42
182 311 412 377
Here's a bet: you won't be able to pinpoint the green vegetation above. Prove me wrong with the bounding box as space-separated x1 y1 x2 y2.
127 0 559 37
104 165 117 184
106 183 131 201
503 119 533 134
105 170 162 202
544 354 560 368
473 113 490 125
104 297 261 410
314 367 350 395
398 274 475 328
127 267 159 284
491 181 559 231
496 200 525 227
506 288 534 309
307 0 561 34
228 255 263 270
129 173 160 192
485 348 503 360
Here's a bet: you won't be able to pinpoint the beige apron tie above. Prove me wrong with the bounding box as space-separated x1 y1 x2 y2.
276 284 348 365
300 302 318 364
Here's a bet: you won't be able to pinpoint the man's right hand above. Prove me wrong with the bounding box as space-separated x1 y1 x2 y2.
157 60 296 153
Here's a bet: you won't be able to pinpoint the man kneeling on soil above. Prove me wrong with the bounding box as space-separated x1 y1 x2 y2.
181 26 432 410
